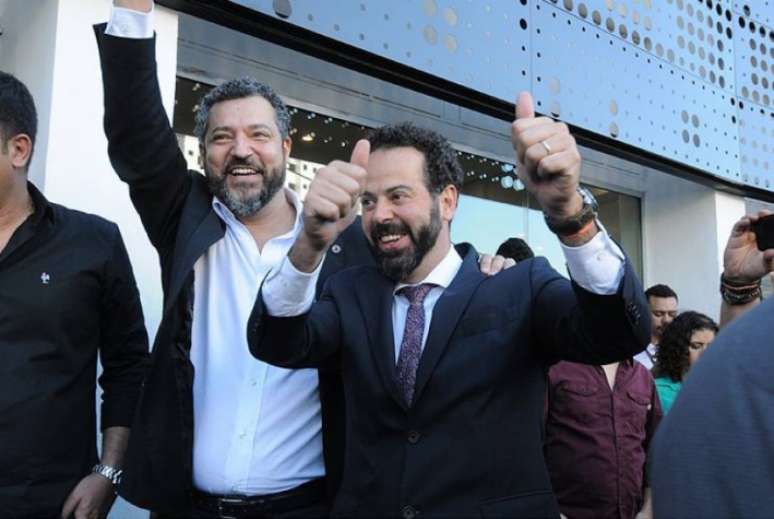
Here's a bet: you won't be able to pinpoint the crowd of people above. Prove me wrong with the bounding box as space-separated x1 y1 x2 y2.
2 1 773 518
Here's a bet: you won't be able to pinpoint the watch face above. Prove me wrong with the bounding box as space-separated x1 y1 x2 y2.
578 186 599 212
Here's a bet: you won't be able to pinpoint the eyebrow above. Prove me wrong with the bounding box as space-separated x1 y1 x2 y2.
209 124 274 134
363 185 414 198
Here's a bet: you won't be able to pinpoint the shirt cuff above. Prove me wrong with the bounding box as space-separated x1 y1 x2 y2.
262 253 323 316
105 5 154 39
561 222 625 295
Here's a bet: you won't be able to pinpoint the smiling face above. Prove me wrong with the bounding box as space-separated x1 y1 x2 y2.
361 146 457 283
202 95 290 218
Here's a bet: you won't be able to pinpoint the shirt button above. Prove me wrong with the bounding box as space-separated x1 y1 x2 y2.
407 430 421 444
401 505 418 519
331 244 342 254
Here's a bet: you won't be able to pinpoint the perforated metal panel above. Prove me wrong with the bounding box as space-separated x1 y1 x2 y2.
229 0 774 192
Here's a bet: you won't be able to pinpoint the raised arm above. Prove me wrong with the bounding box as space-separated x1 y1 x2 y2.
511 92 648 363
94 0 191 250
247 140 369 368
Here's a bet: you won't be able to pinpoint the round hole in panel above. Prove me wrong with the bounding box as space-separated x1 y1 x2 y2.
686 3 694 16
632 30 641 44
423 25 438 44
605 0 614 11
606 17 615 32
444 34 458 52
520 18 528 29
633 9 640 24
610 99 619 115
550 101 561 117
643 0 652 8
668 48 675 61
592 10 602 25
443 7 458 26
307 13 314 21
644 37 652 50
644 16 652 31
678 35 686 48
333 23 340 31
272 0 292 18
688 41 696 54
618 3 627 17
691 114 700 127
564 0 574 10
549 77 561 94
578 3 589 18
752 73 759 85
619 24 628 39
676 0 684 10
656 43 664 57
609 122 619 137
682 129 690 142
424 0 437 17
681 110 690 123
677 16 685 30
699 47 706 60
688 22 695 35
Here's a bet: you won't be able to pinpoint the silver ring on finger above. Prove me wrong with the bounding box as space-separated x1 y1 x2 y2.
540 140 552 155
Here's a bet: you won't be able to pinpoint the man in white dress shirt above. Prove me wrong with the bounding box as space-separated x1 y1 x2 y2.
634 284 679 369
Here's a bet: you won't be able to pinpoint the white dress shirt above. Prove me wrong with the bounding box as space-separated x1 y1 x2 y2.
634 343 657 370
264 229 627 357
108 8 325 497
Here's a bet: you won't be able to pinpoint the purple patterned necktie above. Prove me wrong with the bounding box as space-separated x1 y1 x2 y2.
396 283 436 406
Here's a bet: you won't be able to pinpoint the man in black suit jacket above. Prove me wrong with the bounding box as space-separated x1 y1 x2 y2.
95 1 375 514
248 95 650 517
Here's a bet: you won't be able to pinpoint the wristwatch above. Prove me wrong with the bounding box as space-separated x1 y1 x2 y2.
544 186 599 236
92 463 123 487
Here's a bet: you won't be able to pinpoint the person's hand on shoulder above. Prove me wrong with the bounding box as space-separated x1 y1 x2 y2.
113 0 153 12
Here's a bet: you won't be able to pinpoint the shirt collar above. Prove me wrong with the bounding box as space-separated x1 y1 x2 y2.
394 244 463 295
211 188 303 239
26 181 55 226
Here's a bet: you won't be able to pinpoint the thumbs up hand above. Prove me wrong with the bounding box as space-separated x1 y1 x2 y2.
511 92 583 221
290 140 370 272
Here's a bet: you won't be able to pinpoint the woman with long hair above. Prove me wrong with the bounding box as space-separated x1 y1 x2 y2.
652 311 718 414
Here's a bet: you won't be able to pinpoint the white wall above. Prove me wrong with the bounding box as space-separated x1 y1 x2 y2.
642 171 746 321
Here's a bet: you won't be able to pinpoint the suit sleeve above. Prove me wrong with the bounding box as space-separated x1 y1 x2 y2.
247 281 343 369
98 225 151 429
94 23 191 252
530 256 650 365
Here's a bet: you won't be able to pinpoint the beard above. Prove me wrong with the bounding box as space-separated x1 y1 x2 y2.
370 201 442 282
206 158 286 218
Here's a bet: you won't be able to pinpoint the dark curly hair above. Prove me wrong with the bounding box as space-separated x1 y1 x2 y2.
652 311 718 382
367 122 464 196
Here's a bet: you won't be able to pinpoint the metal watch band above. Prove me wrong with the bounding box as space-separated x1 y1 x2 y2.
92 463 123 486
544 187 599 236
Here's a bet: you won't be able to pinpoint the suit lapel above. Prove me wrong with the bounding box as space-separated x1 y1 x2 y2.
165 208 224 314
413 245 484 404
354 269 408 411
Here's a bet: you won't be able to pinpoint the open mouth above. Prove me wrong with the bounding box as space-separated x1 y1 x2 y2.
228 166 261 177
377 233 410 251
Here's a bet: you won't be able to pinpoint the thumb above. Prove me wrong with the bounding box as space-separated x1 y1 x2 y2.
350 139 370 169
515 91 535 120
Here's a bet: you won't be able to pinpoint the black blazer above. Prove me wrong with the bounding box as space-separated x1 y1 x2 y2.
248 244 650 518
94 25 374 513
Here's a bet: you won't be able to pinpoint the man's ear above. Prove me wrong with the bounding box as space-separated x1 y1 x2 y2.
282 136 292 162
440 184 458 223
8 134 33 171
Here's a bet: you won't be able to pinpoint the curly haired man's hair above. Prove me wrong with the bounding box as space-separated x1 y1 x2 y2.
652 311 718 382
367 122 464 196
